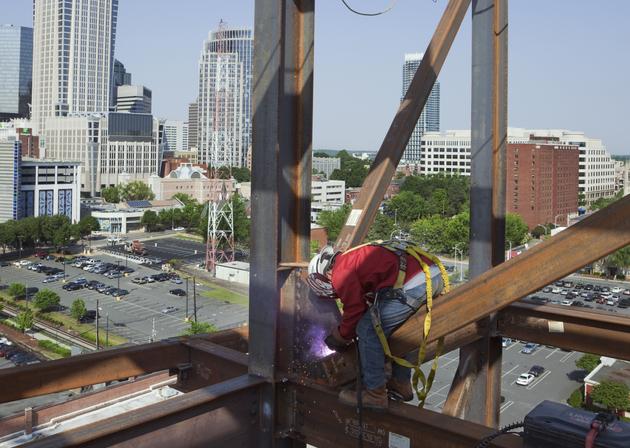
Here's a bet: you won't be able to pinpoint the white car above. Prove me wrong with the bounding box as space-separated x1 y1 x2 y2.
161 306 177 314
611 287 622 294
551 288 562 294
516 373 535 386
561 299 573 306
173 227 185 231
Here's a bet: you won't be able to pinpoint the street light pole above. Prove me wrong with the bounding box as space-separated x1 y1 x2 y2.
106 313 109 347
185 277 189 320
193 276 197 323
95 298 100 350
116 260 121 291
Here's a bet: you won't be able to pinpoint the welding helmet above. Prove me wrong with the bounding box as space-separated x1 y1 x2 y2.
307 246 339 299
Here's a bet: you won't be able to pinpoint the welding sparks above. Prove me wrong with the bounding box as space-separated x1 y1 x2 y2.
305 326 335 359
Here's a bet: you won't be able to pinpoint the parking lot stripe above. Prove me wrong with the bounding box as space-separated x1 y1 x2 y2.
500 400 514 414
559 351 575 363
502 365 519 378
526 370 551 390
545 348 559 359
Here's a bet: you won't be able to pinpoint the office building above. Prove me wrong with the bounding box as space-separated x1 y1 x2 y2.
148 163 235 203
91 199 182 234
0 25 33 121
401 53 440 162
0 120 40 158
162 120 188 152
187 101 198 150
197 26 253 167
44 113 161 196
313 156 341 178
0 136 21 222
312 180 345 204
31 0 118 133
111 59 132 108
116 85 152 113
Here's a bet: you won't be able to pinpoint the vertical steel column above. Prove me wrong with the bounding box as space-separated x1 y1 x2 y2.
443 0 507 427
250 0 313 446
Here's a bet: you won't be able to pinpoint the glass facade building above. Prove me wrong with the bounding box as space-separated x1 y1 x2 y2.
0 25 33 121
198 27 253 168
402 53 440 162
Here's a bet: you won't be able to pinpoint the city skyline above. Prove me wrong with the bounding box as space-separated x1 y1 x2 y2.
2 0 630 154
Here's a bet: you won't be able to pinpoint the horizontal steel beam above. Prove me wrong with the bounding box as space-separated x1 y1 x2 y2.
499 303 630 361
388 195 630 356
289 383 521 447
23 375 265 448
0 329 249 404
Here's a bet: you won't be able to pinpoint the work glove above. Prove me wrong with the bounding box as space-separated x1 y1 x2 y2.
324 327 353 352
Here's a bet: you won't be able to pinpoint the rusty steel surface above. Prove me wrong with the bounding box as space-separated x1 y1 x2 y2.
0 339 188 404
499 304 630 361
289 383 521 448
335 0 471 251
387 195 630 355
22 375 265 448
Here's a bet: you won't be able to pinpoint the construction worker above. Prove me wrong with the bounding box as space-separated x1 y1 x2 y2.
307 242 443 411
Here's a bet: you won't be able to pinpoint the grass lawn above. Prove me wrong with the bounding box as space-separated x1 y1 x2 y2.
200 282 248 306
44 312 127 346
174 232 204 242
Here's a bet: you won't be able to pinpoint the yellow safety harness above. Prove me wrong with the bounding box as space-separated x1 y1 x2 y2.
351 240 450 408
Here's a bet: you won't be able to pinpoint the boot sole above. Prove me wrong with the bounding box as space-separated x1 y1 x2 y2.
388 391 414 402
338 397 388 412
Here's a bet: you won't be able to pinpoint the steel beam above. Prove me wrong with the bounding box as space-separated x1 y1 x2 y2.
444 0 507 426
334 0 471 250
250 0 314 445
386 195 630 354
22 375 265 448
290 383 522 447
0 339 188 404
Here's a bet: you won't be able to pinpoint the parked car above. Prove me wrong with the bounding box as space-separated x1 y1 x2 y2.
64 283 83 291
584 284 594 290
561 299 573 306
86 280 104 290
35 250 48 259
169 288 187 297
132 277 147 284
516 373 535 386
43 275 59 283
611 287 622 293
170 277 183 285
502 338 513 348
161 306 177 314
79 310 100 323
542 287 552 293
623 289 630 296
521 343 539 354
551 288 562 294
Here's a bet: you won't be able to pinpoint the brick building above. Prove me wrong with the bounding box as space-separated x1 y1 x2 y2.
506 142 579 228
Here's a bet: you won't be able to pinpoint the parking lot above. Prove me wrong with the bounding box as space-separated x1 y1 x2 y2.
420 341 583 425
0 252 248 345
102 237 207 268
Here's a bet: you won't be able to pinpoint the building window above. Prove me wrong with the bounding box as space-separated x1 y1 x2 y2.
58 189 73 218
39 190 54 216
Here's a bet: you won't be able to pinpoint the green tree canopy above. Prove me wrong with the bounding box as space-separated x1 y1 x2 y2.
575 354 601 373
141 210 159 232
101 185 120 203
316 204 351 242
329 151 369 188
121 181 155 201
232 167 251 183
71 298 87 321
384 191 428 226
33 289 61 311
400 174 470 217
78 216 100 238
366 212 395 242
505 213 529 249
183 321 217 335
8 283 25 299
590 380 630 412
15 309 34 332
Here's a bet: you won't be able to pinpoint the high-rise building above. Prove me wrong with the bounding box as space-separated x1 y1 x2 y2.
197 26 253 168
0 25 33 121
116 85 152 113
187 101 198 150
402 53 440 162
111 59 132 108
162 120 189 152
44 113 161 196
0 136 21 222
31 0 118 133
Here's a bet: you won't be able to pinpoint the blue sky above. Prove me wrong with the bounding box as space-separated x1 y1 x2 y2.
3 0 630 154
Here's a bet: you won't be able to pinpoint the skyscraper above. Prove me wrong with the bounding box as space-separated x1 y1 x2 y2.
402 53 440 162
187 101 198 150
0 25 33 121
116 85 152 113
31 0 119 133
197 25 253 168
111 59 132 108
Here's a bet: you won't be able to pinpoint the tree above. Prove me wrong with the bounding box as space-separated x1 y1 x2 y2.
385 191 428 226
329 151 369 188
215 166 232 180
15 309 34 332
0 220 17 253
141 210 160 232
120 181 155 201
317 204 351 242
183 321 217 335
604 245 630 277
531 224 547 239
101 185 120 203
590 381 630 412
53 223 73 248
232 167 251 183
71 298 87 321
78 216 100 238
366 212 395 242
172 193 197 206
33 289 61 311
428 188 449 217
232 194 250 245
505 213 529 249
8 283 25 299
313 151 330 158
410 215 448 253
575 354 601 373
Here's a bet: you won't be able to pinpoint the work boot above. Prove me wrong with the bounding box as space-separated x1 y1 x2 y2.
387 378 414 402
338 386 388 411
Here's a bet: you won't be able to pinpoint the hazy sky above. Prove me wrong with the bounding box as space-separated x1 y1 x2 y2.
4 0 630 154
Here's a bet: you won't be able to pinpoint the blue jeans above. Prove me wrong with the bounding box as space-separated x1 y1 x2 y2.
356 275 442 390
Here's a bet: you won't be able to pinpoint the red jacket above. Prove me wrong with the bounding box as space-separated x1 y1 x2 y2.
330 245 432 339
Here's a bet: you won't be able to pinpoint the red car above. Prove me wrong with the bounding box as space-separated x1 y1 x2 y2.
35 250 48 259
